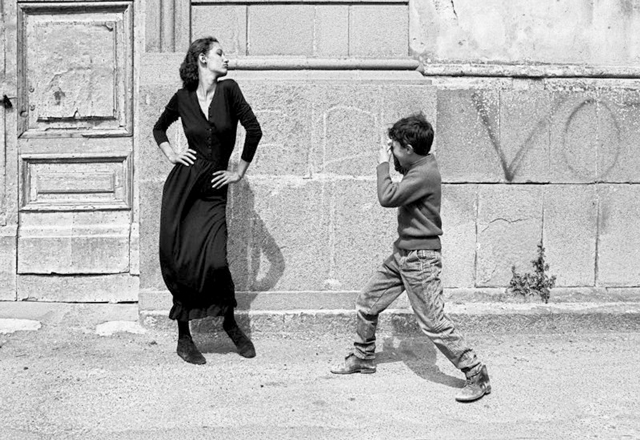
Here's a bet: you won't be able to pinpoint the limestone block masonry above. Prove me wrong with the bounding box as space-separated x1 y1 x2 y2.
139 69 436 313
140 70 640 315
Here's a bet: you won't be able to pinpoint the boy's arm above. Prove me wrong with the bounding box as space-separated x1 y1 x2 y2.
376 162 429 208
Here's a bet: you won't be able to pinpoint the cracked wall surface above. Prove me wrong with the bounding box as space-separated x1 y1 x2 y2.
413 0 640 67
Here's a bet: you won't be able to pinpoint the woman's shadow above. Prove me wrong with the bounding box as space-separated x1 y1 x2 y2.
374 317 465 388
193 179 285 354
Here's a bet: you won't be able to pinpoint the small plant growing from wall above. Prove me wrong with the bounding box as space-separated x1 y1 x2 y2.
507 242 557 304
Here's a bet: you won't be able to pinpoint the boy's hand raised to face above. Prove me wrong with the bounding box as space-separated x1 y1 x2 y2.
378 141 392 165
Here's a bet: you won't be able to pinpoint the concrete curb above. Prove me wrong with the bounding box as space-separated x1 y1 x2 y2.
141 302 640 334
2 301 640 335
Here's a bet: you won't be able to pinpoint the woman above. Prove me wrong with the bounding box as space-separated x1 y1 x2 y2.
152 37 262 365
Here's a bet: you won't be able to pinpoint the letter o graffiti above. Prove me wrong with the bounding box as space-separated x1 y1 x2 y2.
561 99 620 180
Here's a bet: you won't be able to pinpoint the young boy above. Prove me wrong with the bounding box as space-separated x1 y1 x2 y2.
330 113 491 403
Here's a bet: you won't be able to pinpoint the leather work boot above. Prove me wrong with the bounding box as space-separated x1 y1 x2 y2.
455 364 491 402
225 326 256 358
330 353 376 374
177 336 206 365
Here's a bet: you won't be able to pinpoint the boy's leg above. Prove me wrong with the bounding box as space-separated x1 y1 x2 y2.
354 250 405 359
400 249 490 401
331 249 404 374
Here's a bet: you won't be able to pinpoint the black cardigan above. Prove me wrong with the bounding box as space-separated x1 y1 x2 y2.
153 79 262 166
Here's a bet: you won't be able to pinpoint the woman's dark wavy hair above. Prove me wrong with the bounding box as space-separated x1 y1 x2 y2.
388 112 434 156
179 36 219 90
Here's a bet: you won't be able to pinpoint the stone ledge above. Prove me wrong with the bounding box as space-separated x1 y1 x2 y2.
139 287 640 312
141 54 426 85
141 302 640 334
0 302 139 328
419 63 640 79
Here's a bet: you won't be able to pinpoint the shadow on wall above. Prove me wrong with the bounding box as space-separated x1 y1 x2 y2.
194 179 285 353
227 179 285 296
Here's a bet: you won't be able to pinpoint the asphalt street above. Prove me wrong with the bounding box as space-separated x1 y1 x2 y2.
1 317 639 440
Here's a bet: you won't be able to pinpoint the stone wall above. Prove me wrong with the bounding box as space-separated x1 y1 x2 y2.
434 78 640 290
138 0 640 314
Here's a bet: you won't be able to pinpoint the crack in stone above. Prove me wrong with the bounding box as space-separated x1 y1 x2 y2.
450 0 458 19
482 217 528 233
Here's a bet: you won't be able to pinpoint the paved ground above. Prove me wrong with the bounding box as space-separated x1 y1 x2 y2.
1 313 639 440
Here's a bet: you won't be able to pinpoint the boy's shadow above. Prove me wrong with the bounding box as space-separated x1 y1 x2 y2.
193 179 285 354
375 319 465 388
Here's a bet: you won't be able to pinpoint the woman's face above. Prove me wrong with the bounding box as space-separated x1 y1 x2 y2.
201 43 229 78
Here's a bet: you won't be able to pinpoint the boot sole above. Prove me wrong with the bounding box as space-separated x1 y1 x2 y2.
177 352 207 365
331 368 376 375
455 385 491 402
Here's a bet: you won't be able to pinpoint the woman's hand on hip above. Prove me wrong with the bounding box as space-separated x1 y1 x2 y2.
170 149 197 166
211 170 243 189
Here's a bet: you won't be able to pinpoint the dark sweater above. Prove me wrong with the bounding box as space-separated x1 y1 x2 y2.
376 154 442 250
153 79 262 166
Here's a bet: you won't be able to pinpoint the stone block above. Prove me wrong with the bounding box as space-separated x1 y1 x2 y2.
18 235 130 274
543 185 597 287
17 212 131 275
596 86 640 183
499 87 552 183
139 86 182 183
232 81 313 176
141 177 332 295
227 178 331 292
145 0 161 52
130 222 140 276
0 227 17 301
597 185 640 286
441 184 477 288
477 185 544 287
314 6 349 57
349 5 409 58
548 85 599 183
248 5 314 56
310 83 384 177
17 274 138 302
436 88 505 182
192 5 247 57
140 289 362 313
381 83 437 142
331 179 397 291
139 180 163 290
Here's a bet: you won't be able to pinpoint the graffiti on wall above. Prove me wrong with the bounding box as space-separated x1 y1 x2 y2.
469 89 636 182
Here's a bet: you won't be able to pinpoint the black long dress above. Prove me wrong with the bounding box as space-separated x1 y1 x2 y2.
152 79 262 321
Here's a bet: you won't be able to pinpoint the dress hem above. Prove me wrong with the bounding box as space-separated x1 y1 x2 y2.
169 303 234 322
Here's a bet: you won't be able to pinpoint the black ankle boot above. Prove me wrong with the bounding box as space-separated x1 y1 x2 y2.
177 336 206 365
225 326 256 358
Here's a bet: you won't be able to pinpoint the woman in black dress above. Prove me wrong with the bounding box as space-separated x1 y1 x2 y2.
152 36 262 365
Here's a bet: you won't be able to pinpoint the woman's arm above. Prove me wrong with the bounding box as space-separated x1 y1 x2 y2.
153 92 196 166
210 81 262 189
211 159 249 189
231 81 262 163
153 93 179 145
158 141 197 167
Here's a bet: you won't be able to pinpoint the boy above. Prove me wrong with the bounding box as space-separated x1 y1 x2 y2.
330 113 491 403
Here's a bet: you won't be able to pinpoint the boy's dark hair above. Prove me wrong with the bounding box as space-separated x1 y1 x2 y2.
388 112 434 156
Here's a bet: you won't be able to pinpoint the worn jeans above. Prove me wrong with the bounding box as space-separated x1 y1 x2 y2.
354 247 480 372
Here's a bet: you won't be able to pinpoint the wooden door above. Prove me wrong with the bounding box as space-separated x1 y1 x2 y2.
11 1 137 301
